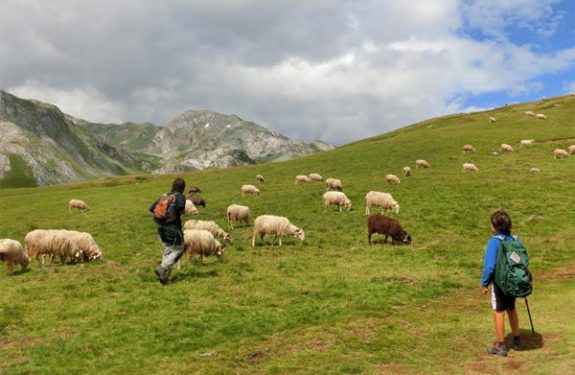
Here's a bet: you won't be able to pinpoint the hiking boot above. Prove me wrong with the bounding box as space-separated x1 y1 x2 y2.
154 266 169 285
487 342 508 356
512 337 526 351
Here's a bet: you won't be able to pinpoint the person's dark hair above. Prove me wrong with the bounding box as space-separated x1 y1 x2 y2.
171 177 186 194
491 210 512 235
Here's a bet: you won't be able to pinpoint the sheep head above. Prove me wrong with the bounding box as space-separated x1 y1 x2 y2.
294 228 305 241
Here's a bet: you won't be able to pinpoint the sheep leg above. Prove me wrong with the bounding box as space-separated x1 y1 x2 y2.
50 255 56 267
279 236 282 246
60 255 66 265
338 204 342 212
383 235 388 244
7 260 14 274
368 233 372 245
365 206 369 215
252 236 256 248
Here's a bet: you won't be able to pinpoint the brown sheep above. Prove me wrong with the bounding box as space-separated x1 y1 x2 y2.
188 192 206 207
367 214 411 245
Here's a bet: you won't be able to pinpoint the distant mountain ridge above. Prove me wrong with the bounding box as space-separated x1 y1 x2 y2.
0 90 332 187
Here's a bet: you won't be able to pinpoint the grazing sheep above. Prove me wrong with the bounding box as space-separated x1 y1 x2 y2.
188 186 202 193
415 159 430 169
294 175 311 184
24 229 82 267
554 149 569 159
385 174 401 185
67 231 102 261
68 199 90 212
252 215 305 247
184 220 231 243
308 173 323 181
462 163 479 172
241 184 260 196
402 166 411 177
0 239 30 273
530 167 540 173
184 199 199 215
367 215 411 245
188 192 206 208
226 204 250 229
536 114 547 120
568 145 575 155
520 139 535 147
325 178 343 191
500 144 514 153
365 191 399 215
183 229 224 263
489 117 496 123
256 174 265 183
524 111 536 117
463 144 476 153
322 191 352 212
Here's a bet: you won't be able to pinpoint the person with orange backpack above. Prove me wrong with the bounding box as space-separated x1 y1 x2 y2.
149 177 187 285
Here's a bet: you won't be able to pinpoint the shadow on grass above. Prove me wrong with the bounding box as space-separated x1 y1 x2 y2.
170 268 219 283
505 329 544 351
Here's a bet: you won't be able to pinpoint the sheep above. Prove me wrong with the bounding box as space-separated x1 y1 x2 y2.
188 186 202 193
308 173 323 181
520 139 535 147
322 191 352 212
536 114 547 120
256 174 265 183
568 145 575 155
24 229 82 267
325 178 343 191
368 215 411 245
0 239 30 273
183 229 224 263
402 166 411 177
184 199 199 215
294 175 311 184
385 174 401 185
184 220 231 243
241 184 260 196
553 149 569 159
489 117 496 123
252 215 305 247
530 167 540 173
365 191 399 215
67 231 102 261
188 192 206 207
68 199 90 212
500 144 513 153
524 111 536 117
227 204 250 229
415 159 430 169
462 163 479 172
463 144 476 153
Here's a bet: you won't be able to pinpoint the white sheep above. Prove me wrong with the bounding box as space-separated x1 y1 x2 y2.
184 220 231 243
67 231 102 261
325 178 343 191
402 166 411 177
241 184 260 196
415 159 430 169
322 191 352 212
463 144 476 153
256 174 265 183
520 139 535 147
489 117 496 123
385 174 401 185
524 111 536 117
462 163 479 172
365 191 399 215
24 229 83 267
0 239 30 273
308 173 323 181
226 204 250 229
500 144 514 153
294 175 311 184
530 167 540 173
536 113 547 120
183 229 224 263
184 199 199 215
68 199 90 212
554 149 569 159
568 145 575 155
252 215 305 247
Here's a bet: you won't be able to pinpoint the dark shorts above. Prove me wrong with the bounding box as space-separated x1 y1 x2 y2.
491 283 516 311
157 227 183 246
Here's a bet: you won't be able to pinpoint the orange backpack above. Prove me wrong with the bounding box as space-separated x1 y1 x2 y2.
153 193 175 224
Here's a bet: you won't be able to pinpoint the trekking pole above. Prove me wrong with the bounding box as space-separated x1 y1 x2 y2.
525 298 535 335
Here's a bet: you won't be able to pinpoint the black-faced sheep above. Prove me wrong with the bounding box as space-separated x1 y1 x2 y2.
367 215 411 245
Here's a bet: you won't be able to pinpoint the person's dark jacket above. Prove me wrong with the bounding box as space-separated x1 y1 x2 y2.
149 191 186 245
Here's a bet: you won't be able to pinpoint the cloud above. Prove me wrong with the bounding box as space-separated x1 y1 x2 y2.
1 0 574 145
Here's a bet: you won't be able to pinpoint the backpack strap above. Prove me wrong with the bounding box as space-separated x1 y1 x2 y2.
493 234 506 241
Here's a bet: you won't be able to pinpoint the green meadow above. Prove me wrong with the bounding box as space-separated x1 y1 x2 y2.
1 96 574 374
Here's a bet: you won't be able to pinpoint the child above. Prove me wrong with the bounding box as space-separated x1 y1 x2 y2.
481 210 525 356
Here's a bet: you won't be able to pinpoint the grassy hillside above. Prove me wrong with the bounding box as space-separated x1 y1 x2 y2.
0 95 574 374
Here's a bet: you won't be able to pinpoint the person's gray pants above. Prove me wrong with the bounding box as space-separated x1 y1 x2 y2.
160 243 185 272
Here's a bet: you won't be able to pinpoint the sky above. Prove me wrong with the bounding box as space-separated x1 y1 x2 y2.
1 0 574 145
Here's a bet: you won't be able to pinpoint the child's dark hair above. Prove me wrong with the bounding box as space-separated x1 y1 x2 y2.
491 210 512 235
171 177 186 194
